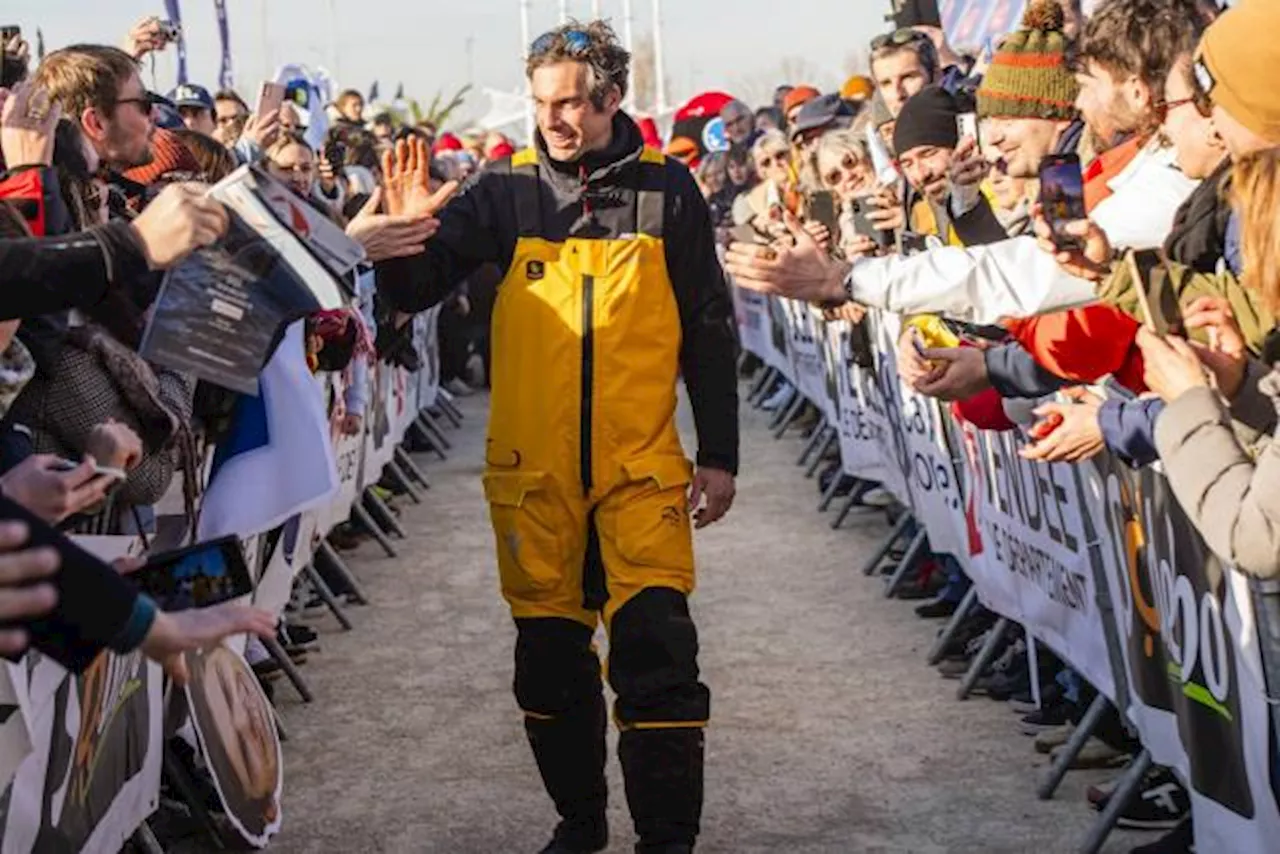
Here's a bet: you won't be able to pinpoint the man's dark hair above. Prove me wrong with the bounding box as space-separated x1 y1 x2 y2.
214 89 248 111
1078 0 1208 97
869 34 940 83
337 88 363 108
525 19 631 109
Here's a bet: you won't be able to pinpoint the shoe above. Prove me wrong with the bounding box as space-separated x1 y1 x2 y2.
1096 767 1190 830
1020 702 1074 735
252 659 282 681
281 623 319 649
894 582 937 601
1087 775 1120 809
1128 817 1193 854
328 524 365 551
761 384 795 412
915 597 959 619
1008 682 1063 715
1034 722 1074 754
444 378 475 397
1051 736 1129 769
936 658 972 679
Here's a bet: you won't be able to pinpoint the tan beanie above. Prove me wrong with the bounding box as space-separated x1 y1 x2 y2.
1198 0 1280 144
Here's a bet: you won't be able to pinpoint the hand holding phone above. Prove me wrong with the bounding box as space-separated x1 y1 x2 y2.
255 82 286 122
1038 154 1087 251
130 537 255 611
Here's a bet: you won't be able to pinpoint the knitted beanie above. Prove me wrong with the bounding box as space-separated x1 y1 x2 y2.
122 128 202 186
976 0 1078 121
893 86 960 155
1198 0 1280 144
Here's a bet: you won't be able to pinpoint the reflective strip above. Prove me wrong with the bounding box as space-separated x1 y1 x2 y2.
619 720 709 732
523 710 556 721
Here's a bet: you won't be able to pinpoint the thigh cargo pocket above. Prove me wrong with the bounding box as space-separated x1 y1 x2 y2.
614 456 696 572
484 471 567 595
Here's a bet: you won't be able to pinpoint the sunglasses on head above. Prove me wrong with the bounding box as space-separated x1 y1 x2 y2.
870 28 930 51
530 28 591 57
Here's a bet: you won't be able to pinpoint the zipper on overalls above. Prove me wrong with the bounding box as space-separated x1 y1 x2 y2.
579 162 595 497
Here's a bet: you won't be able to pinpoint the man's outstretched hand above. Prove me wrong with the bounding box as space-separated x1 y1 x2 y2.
723 210 850 305
689 468 735 530
381 137 459 218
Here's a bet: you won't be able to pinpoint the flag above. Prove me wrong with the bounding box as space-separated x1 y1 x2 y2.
368 81 379 103
163 0 189 84
214 0 234 90
35 28 44 62
393 82 404 102
197 322 339 541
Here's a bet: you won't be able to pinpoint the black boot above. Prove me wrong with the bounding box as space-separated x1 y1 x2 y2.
618 728 704 852
526 694 609 853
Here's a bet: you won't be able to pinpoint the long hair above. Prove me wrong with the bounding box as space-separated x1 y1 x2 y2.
1233 148 1280 312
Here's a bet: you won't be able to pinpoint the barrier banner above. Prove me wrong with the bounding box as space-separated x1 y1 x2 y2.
826 321 883 481
737 289 771 362
1085 460 1280 851
765 297 793 379
781 299 828 412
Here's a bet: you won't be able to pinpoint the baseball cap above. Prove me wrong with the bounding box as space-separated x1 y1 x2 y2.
168 83 214 112
790 93 858 139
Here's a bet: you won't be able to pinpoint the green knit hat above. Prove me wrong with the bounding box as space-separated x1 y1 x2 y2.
976 0 1079 121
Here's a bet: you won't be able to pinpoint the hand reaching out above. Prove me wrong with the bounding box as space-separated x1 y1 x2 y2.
381 136 459 218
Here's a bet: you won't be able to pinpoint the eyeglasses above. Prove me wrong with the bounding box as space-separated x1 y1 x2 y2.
272 162 315 175
823 154 865 188
1158 97 1197 116
530 28 591 57
114 94 157 112
871 28 931 51
756 152 789 169
215 113 246 126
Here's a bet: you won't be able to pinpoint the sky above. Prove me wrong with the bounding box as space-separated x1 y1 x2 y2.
4 0 889 124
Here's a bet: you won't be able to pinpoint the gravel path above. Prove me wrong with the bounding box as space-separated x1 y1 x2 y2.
265 389 1144 854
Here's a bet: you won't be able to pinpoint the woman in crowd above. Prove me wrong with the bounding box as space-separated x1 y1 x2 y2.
814 128 883 259
263 131 344 220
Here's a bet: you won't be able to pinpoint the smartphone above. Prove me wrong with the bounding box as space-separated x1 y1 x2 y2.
324 139 348 170
850 196 893 249
48 458 127 481
130 536 254 611
1127 249 1185 337
730 223 770 246
0 26 20 43
806 190 839 243
0 27 24 88
255 81 286 119
900 231 930 255
956 112 980 146
1038 153 1087 251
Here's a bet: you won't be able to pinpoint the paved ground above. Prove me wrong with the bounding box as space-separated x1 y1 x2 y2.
267 389 1147 854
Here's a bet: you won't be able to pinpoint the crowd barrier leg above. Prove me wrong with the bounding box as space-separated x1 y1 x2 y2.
1036 693 1109 798
927 587 979 665
1248 578 1280 759
747 366 775 405
262 633 320 699
413 416 449 461
395 446 432 490
273 707 289 742
437 393 465 427
832 480 876 529
316 540 369 605
817 469 844 512
884 530 928 598
796 419 829 466
163 747 229 850
860 513 912 574
805 430 837 478
352 502 398 557
302 564 354 632
419 410 453 451
956 617 1011 700
364 489 408 539
1076 749 1152 854
386 460 424 504
770 393 804 436
132 822 166 854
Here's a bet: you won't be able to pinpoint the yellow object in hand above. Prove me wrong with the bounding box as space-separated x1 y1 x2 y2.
905 315 961 350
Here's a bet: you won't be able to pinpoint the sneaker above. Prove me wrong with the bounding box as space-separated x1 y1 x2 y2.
1099 767 1190 830
1051 736 1129 769
1129 817 1194 854
444 378 475 397
1087 775 1120 809
280 622 320 652
1020 702 1074 735
1034 722 1074 754
915 597 959 619
252 659 283 681
936 658 972 679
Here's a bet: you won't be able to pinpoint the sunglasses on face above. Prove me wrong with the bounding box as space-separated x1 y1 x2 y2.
114 93 159 112
870 27 930 51
530 28 591 57
823 155 864 188
757 152 789 169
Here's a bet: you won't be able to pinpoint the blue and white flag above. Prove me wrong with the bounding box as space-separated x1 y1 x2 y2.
214 0 233 91
163 0 189 85
197 322 338 541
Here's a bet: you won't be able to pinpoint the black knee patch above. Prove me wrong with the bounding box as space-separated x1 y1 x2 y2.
608 588 711 725
514 618 602 717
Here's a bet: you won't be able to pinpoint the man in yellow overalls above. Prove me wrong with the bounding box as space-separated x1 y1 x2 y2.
375 20 739 854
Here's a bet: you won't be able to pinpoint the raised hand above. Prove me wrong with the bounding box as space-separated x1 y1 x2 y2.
130 183 230 269
345 187 441 262
381 137 459 218
0 82 62 168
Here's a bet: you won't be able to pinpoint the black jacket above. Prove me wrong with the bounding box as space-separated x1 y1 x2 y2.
377 114 740 474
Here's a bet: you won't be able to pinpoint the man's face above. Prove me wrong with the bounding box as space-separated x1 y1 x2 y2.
982 116 1063 179
343 96 364 122
872 50 931 118
373 121 392 140
98 72 155 169
756 112 778 133
1074 59 1149 149
753 145 790 186
898 144 954 203
723 111 752 144
213 98 247 146
1162 58 1223 180
179 105 215 136
531 61 618 162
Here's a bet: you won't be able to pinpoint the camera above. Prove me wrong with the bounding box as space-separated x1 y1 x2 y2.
158 20 182 41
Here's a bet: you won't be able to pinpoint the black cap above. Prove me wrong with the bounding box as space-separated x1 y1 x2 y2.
790 93 858 139
893 85 959 155
891 0 943 29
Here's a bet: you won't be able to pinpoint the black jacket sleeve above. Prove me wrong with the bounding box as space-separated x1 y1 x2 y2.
664 164 740 475
951 194 1010 246
374 167 509 313
984 341 1071 399
0 494 143 672
0 221 150 322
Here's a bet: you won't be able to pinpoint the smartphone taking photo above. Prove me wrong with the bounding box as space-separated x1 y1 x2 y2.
130 536 254 611
1038 154 1087 250
255 81 286 119
956 112 980 147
